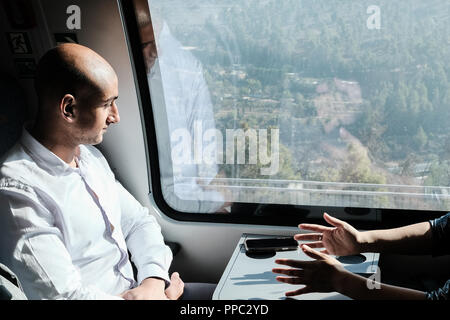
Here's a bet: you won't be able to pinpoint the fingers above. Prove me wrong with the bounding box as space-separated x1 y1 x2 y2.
272 268 305 278
273 251 323 298
273 273 313 296
275 245 325 269
323 212 345 228
294 233 322 241
275 275 305 285
294 234 324 248
298 212 345 232
300 244 325 260
121 291 134 300
275 259 315 269
298 223 333 233
273 268 306 285
299 241 324 249
285 286 312 297
166 272 185 300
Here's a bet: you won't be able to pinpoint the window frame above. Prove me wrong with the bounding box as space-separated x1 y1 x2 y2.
118 0 446 230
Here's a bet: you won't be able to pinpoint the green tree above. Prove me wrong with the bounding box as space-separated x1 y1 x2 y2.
425 161 450 187
413 126 428 150
339 143 386 185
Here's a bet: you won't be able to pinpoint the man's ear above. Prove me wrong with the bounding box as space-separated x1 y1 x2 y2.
60 94 76 122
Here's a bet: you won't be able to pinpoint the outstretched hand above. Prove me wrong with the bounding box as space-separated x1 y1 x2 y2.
272 244 347 297
294 212 362 256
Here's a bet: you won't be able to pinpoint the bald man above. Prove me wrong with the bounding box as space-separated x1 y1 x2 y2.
0 44 183 300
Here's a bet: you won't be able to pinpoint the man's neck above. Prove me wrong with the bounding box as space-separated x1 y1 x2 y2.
30 123 79 168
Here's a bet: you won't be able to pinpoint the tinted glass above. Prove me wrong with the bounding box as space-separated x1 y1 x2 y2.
135 0 450 214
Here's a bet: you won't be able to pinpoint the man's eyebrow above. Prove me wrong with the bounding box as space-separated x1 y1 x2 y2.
103 96 119 103
142 40 155 46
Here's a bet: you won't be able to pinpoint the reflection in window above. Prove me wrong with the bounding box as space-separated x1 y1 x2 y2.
135 0 450 213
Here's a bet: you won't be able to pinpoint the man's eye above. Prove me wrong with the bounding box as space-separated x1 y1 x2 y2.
142 41 155 49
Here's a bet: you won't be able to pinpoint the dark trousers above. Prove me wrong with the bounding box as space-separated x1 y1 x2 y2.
181 283 217 300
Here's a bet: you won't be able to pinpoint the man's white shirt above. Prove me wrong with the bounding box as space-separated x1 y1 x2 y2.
0 128 172 299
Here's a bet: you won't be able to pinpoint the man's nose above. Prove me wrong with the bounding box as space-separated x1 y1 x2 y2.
150 46 157 58
109 104 120 124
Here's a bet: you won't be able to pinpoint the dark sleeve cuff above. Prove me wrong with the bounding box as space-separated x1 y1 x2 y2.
426 279 450 301
143 276 170 290
429 213 450 257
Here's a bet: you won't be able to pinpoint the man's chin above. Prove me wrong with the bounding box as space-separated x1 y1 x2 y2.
85 135 104 146
95 135 104 145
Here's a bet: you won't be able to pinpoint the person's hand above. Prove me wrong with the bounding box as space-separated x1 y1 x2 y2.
120 277 168 300
120 273 185 300
272 244 349 297
294 212 362 256
165 272 184 300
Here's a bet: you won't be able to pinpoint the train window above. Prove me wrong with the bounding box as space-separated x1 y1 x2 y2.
123 0 450 225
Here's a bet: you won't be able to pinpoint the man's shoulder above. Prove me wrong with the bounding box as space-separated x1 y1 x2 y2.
0 143 35 193
0 142 33 178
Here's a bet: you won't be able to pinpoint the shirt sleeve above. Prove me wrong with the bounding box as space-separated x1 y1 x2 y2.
116 181 172 286
0 190 123 300
426 279 450 301
429 212 450 257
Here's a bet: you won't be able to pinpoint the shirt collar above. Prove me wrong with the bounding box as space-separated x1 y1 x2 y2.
20 127 80 176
